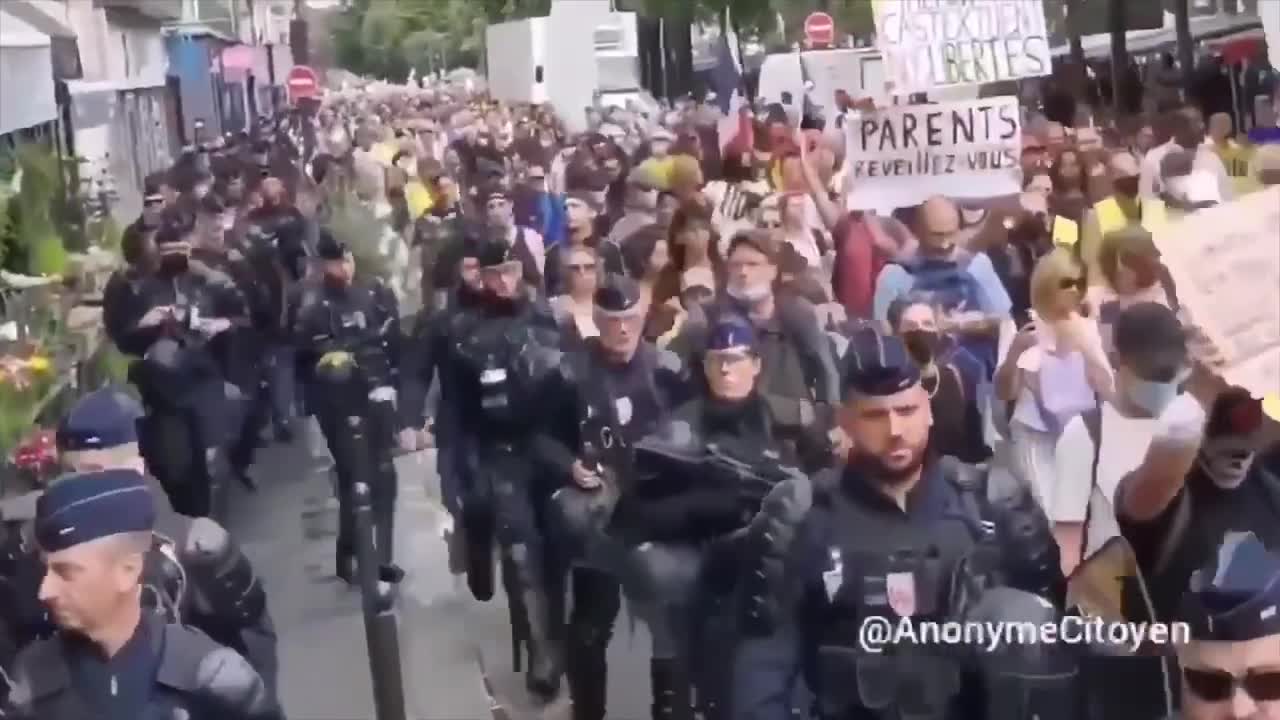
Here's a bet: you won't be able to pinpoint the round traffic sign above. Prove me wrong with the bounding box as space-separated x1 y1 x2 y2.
287 65 320 102
803 11 836 47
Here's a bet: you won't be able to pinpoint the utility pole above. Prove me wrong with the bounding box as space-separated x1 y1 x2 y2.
292 0 310 65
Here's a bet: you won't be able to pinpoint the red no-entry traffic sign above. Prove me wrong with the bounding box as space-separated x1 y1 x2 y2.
803 11 835 48
287 65 320 102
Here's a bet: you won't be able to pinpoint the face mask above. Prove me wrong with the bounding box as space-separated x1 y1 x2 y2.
902 330 940 366
1197 437 1255 489
1124 376 1182 417
726 281 771 304
159 253 189 275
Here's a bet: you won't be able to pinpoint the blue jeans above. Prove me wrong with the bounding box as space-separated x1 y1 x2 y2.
264 342 297 428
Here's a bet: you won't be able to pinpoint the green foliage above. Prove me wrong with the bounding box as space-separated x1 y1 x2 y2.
0 143 68 277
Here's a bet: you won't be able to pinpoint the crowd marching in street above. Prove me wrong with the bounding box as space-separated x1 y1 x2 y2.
1 56 1280 720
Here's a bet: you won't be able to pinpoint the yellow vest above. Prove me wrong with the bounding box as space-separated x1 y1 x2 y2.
1095 196 1167 235
405 181 434 220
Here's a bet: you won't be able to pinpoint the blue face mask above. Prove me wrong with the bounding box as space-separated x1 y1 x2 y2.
1125 371 1187 417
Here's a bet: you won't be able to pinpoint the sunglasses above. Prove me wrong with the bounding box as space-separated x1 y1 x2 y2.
1058 277 1087 291
1183 667 1280 702
759 220 782 229
568 263 597 273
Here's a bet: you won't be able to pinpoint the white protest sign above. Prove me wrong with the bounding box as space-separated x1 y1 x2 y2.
872 0 1051 93
844 96 1022 211
1152 187 1280 402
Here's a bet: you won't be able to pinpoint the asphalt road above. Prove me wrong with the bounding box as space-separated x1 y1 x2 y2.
226 423 653 720
227 408 1152 720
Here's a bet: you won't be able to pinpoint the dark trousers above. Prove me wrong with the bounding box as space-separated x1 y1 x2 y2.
139 376 240 522
312 380 399 566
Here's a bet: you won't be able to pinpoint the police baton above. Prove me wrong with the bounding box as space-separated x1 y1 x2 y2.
353 481 407 720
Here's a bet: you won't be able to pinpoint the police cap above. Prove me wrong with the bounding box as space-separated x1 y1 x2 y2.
35 469 155 553
707 314 757 353
316 228 348 261
477 235 517 269
56 386 143 452
594 274 643 317
841 327 921 397
1178 532 1280 642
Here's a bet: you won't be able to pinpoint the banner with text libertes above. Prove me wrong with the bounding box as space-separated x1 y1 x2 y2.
844 96 1022 212
872 0 1051 93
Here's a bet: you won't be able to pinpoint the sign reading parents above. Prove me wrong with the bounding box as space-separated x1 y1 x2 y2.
872 0 1051 92
844 96 1022 211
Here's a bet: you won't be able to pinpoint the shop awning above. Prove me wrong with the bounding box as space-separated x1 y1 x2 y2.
0 15 58 135
0 0 81 79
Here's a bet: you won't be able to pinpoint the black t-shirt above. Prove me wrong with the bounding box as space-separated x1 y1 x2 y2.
1119 464 1280 624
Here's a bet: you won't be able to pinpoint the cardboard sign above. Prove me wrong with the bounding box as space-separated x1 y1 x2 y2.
871 0 1052 93
1152 188 1280 403
844 96 1022 210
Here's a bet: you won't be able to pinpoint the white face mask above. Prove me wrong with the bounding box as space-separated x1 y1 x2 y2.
1197 435 1256 489
726 281 771 304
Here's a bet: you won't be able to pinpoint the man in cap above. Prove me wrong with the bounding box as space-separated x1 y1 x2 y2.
0 386 278 694
4 470 280 719
449 233 564 699
604 163 665 249
483 188 545 288
1175 532 1280 719
767 327 1062 720
533 274 692 720
126 209 251 521
293 230 402 583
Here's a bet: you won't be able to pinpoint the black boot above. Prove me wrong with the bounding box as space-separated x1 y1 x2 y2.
335 544 356 585
566 634 608 720
465 517 495 601
521 587 562 700
649 658 693 720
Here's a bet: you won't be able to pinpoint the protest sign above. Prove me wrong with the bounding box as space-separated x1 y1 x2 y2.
844 96 1022 211
1152 187 1280 402
871 0 1052 93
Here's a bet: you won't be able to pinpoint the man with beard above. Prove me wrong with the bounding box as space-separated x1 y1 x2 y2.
758 327 1062 720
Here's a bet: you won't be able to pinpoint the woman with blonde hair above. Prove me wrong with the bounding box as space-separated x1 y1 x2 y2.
1090 225 1178 353
994 248 1114 573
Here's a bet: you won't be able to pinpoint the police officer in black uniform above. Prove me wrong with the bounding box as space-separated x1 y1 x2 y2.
293 230 402 583
451 233 563 698
122 210 251 521
1172 532 1280 720
0 387 279 696
533 274 691 720
3 470 281 720
771 327 1065 720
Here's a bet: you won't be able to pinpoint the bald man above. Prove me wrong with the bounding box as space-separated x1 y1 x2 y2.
872 195 1012 372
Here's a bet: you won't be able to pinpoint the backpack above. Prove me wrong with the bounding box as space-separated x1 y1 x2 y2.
898 252 987 315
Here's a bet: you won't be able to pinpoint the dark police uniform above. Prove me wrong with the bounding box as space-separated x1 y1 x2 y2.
292 232 402 581
4 470 280 720
123 216 251 522
532 275 691 720
451 235 563 697
774 329 1065 720
0 387 278 697
1167 532 1280 719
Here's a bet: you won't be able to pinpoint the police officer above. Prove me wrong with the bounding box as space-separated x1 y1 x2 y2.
773 327 1063 720
293 230 402 583
4 470 281 719
533 274 691 720
1173 532 1280 720
605 315 821 720
124 210 251 521
0 387 279 695
451 233 563 698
